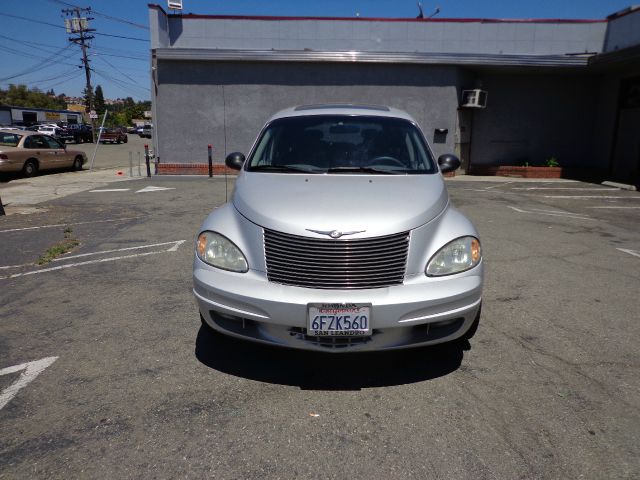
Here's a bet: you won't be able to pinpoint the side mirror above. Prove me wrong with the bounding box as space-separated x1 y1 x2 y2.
437 153 461 173
225 152 245 170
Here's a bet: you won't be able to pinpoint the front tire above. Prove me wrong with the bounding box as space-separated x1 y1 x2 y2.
23 159 38 177
72 156 83 171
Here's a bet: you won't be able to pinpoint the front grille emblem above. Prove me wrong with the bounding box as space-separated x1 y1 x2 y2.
306 229 366 239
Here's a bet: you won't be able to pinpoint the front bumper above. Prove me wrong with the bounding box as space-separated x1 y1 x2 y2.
193 258 483 352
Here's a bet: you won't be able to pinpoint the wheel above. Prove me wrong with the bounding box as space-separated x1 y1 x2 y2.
461 303 482 341
23 159 38 177
72 156 83 171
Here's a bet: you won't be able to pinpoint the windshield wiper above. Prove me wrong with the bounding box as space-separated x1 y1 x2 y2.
325 166 401 175
249 165 320 173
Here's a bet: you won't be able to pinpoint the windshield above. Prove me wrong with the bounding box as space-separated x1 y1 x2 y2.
246 115 437 174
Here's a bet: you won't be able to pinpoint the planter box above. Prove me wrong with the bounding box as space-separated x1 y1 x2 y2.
469 165 562 178
158 163 238 175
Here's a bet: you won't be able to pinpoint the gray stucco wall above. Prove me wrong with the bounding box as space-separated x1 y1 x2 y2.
155 61 467 164
469 73 602 168
161 16 606 55
604 9 640 52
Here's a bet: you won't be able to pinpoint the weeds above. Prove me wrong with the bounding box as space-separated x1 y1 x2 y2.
37 227 80 265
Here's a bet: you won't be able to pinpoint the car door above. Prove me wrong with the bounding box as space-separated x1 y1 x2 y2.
42 135 69 168
23 135 45 168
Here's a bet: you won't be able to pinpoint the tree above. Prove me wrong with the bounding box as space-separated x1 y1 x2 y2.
0 84 68 110
94 85 106 115
82 86 93 112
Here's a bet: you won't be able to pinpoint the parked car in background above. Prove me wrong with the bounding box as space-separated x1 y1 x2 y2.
99 127 128 144
139 125 152 138
67 124 93 143
193 104 483 352
36 125 74 143
0 129 87 177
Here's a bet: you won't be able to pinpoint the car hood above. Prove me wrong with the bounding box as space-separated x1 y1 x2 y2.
232 172 448 237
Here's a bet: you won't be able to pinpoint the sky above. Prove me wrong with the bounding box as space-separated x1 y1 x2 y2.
1 0 634 102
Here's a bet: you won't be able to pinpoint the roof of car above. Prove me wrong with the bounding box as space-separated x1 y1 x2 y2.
0 129 46 137
269 104 416 122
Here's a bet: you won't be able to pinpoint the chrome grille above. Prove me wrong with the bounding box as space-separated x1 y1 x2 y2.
264 229 409 289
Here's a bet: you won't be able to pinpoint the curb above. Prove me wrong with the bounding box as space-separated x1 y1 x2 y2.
602 181 638 191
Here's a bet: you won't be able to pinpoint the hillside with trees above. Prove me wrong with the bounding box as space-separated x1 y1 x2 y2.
2 83 151 127
0 84 67 110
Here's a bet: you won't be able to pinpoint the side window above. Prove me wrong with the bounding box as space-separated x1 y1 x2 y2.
44 136 63 149
24 136 37 149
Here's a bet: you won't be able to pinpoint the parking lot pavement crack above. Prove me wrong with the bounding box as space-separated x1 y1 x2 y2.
495 329 638 410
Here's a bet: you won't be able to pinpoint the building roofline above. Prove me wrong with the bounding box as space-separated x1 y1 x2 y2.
168 13 606 24
154 48 593 68
606 5 640 20
148 3 605 24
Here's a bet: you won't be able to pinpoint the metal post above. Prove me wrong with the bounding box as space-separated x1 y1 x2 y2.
89 109 107 170
137 152 141 176
129 151 133 177
144 144 151 177
208 144 213 178
155 155 159 175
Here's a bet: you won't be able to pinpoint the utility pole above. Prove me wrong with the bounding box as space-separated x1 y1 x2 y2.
62 7 97 142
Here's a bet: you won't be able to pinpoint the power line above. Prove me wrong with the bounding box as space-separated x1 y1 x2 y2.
40 71 84 90
92 52 148 62
0 45 75 82
92 68 150 94
0 12 148 41
95 56 141 85
0 34 70 56
0 12 65 30
95 32 148 42
47 0 149 30
0 35 80 64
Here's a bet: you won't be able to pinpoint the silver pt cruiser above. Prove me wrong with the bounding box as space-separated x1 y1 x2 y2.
193 104 483 351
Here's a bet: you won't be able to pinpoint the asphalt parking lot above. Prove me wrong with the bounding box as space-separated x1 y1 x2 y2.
1 173 639 478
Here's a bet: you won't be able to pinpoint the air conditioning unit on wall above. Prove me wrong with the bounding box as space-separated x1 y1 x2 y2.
461 89 488 109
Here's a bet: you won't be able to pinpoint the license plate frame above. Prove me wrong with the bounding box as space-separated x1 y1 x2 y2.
307 303 372 337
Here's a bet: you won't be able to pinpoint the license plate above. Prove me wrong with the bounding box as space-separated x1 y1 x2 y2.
307 303 371 337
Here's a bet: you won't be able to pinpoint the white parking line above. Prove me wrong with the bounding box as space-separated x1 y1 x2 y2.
0 240 186 280
543 196 640 199
0 262 31 271
0 217 141 234
0 357 58 410
617 248 640 259
88 188 131 193
484 181 516 190
136 186 175 193
507 206 592 220
512 187 618 191
588 206 640 209
49 240 187 262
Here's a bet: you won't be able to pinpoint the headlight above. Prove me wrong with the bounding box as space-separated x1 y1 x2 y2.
196 231 248 273
426 236 481 276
